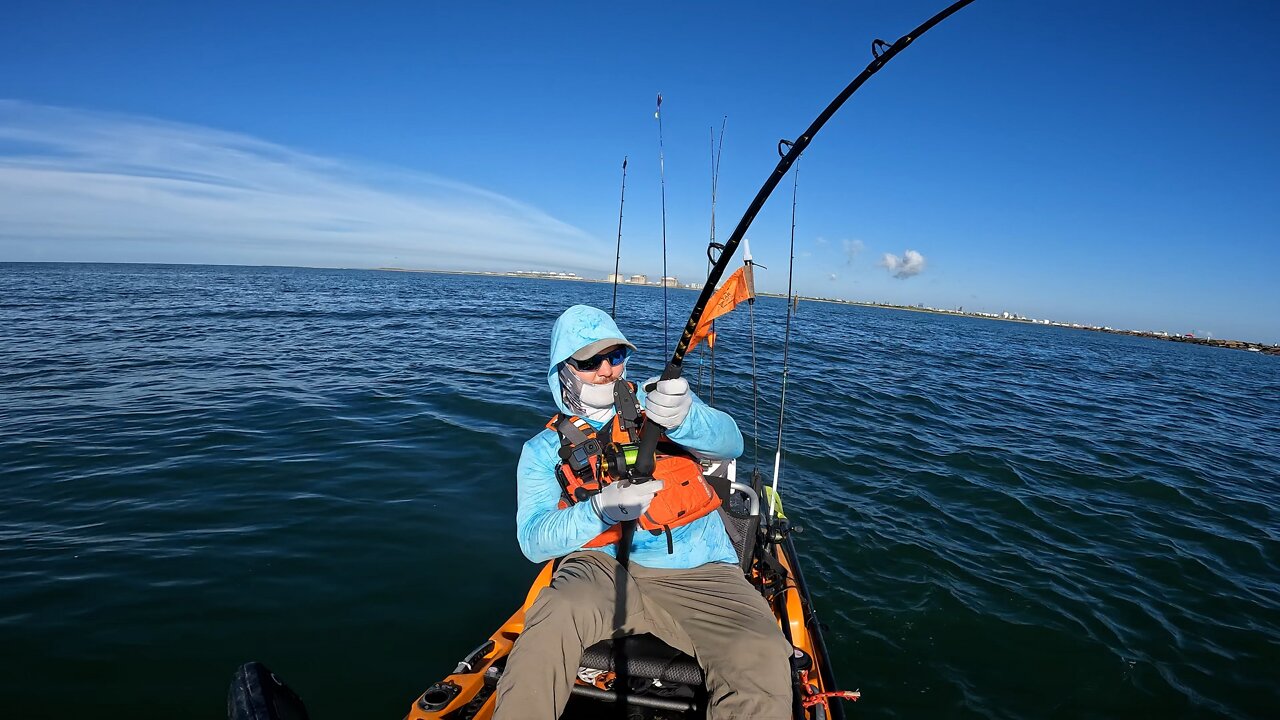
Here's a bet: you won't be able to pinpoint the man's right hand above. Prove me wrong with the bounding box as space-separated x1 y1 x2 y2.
591 480 664 525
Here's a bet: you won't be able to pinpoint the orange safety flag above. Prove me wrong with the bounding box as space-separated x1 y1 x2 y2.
689 264 755 351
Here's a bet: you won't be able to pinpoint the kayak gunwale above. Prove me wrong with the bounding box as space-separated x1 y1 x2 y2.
405 486 847 720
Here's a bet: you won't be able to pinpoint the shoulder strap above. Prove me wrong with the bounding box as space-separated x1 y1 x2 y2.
555 416 593 446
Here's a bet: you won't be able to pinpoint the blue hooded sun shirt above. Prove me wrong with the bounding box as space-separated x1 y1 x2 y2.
515 305 741 568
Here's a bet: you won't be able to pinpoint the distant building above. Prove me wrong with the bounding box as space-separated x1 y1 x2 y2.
661 276 678 287
606 273 623 283
628 274 648 284
510 270 580 279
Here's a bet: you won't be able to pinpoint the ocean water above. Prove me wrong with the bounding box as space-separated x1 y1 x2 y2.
1 262 1277 719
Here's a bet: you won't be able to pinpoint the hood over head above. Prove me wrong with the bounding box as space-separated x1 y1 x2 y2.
547 305 636 416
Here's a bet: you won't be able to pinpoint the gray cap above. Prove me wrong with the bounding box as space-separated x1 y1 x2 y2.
572 338 637 361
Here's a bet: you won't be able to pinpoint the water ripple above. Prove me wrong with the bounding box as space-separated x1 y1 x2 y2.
1 264 1277 718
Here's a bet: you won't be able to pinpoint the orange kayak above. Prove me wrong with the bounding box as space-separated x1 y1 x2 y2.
228 469 854 720
403 471 853 720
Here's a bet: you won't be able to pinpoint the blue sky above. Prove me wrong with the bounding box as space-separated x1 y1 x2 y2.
1 1 1277 342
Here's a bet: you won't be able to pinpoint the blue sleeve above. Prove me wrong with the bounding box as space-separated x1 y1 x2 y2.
639 386 744 460
514 430 612 563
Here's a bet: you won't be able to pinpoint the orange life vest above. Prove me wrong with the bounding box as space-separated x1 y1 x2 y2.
547 382 721 550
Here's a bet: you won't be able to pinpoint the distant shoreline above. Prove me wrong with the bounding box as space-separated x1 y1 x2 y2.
376 267 1278 356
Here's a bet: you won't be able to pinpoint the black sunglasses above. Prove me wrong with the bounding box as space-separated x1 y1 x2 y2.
568 346 629 372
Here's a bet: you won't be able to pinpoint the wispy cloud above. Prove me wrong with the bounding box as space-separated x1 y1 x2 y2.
0 101 602 270
882 249 926 278
842 238 864 265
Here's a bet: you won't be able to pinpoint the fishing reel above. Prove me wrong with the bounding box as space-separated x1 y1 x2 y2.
762 517 802 545
601 442 644 484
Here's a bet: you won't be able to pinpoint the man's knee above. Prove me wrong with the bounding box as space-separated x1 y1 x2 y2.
715 621 792 682
526 583 603 627
524 560 616 635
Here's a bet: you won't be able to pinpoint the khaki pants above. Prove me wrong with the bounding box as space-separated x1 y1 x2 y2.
493 551 793 720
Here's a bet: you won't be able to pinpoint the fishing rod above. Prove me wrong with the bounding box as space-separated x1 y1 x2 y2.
656 93 670 357
704 117 727 404
745 238 764 471
770 162 800 518
610 156 627 319
710 118 726 249
628 0 977 481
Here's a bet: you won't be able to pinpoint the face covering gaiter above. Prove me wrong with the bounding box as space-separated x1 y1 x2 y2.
559 363 621 423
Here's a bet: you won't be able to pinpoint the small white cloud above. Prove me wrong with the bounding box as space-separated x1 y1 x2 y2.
842 238 864 265
882 249 926 279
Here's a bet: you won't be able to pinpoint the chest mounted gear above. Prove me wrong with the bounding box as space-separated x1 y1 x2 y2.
547 380 721 551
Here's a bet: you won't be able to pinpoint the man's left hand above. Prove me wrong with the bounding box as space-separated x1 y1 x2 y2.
644 377 692 429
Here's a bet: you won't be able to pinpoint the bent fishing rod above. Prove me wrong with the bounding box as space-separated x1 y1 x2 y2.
627 0 976 482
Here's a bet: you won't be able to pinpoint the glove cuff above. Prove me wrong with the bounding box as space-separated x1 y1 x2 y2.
589 494 607 523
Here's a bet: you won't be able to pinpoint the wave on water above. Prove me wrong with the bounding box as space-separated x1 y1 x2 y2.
1 263 1277 719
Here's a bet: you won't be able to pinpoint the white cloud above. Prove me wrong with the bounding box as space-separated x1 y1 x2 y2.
882 249 926 278
0 101 603 271
842 238 864 265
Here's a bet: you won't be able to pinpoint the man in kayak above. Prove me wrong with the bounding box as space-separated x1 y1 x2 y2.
494 304 791 719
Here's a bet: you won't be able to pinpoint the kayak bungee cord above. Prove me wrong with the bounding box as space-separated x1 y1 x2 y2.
656 92 670 357
627 0 979 484
610 156 627 319
770 161 800 519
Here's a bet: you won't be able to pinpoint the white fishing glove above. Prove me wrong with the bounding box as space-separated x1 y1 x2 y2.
644 377 692 429
591 480 664 525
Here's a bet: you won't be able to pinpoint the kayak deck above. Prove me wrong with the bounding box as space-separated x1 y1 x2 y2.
405 468 849 720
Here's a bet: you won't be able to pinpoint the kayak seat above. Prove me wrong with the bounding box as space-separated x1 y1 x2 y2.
703 462 762 574
568 465 760 713
579 633 704 685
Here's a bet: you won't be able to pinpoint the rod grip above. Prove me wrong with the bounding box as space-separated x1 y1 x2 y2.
629 362 682 482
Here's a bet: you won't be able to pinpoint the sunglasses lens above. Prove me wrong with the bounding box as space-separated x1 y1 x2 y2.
571 347 628 372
